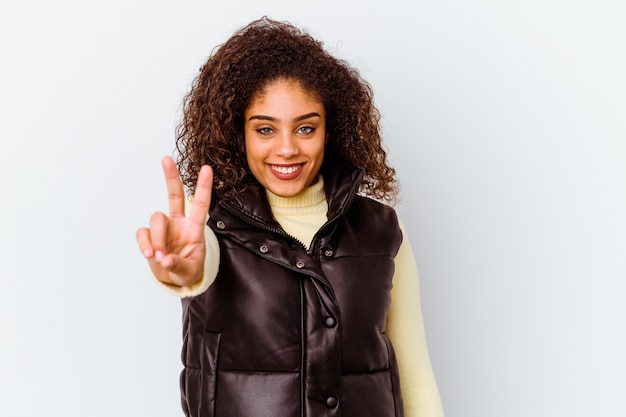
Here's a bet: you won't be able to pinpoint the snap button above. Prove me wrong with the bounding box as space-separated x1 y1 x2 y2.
324 316 336 328
216 221 225 229
324 249 333 257
259 245 269 253
326 396 338 408
295 260 305 269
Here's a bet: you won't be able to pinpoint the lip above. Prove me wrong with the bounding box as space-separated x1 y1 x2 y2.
268 163 305 180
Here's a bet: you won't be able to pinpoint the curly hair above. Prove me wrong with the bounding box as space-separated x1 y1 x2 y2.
176 17 398 203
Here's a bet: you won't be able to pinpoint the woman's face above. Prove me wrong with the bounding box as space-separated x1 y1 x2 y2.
244 79 327 197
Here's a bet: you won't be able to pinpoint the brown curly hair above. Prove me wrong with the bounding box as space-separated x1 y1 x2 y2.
176 16 398 203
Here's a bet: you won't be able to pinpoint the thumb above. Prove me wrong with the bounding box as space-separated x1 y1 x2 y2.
161 253 203 287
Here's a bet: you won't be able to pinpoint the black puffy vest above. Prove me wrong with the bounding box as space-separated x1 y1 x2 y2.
180 163 404 417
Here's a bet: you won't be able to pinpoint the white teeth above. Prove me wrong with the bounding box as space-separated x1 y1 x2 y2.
271 165 301 174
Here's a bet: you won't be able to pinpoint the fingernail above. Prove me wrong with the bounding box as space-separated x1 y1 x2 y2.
143 249 152 258
155 251 164 262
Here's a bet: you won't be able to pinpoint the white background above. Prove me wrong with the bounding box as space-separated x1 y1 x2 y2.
1 1 624 416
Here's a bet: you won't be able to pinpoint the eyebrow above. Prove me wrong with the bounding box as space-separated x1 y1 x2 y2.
248 112 321 123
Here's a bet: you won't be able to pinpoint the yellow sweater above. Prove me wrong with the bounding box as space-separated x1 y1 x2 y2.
159 178 444 417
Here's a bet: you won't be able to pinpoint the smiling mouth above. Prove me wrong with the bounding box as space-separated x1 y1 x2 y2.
269 164 304 175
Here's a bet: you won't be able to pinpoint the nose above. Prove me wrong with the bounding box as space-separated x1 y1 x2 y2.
275 131 299 158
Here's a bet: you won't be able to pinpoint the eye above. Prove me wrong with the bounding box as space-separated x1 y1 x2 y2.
256 127 274 135
297 126 315 135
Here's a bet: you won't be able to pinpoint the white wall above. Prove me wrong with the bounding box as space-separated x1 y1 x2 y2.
1 1 624 416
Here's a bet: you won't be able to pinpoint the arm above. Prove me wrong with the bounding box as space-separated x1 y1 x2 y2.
386 220 445 417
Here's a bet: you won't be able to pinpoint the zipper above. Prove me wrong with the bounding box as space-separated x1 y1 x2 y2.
219 168 364 258
218 200 338 295
219 200 310 251
309 176 361 258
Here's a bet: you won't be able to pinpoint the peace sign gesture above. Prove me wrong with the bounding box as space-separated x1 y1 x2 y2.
136 156 213 287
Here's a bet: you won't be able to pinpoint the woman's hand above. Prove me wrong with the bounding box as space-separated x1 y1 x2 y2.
136 156 213 287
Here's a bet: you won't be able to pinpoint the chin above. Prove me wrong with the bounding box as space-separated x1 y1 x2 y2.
268 184 306 197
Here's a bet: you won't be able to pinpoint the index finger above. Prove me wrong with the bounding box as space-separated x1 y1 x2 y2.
162 156 186 217
189 164 213 225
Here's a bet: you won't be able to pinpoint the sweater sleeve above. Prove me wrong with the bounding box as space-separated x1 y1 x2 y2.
153 198 220 298
386 220 445 417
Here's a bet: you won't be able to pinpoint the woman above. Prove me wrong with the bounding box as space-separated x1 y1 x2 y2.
137 17 444 417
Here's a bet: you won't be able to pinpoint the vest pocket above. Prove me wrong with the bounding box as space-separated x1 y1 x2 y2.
181 331 221 417
215 370 300 417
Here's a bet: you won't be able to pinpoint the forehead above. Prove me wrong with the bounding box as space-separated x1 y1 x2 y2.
250 78 322 106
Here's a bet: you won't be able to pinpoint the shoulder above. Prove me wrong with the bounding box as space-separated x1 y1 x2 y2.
342 196 402 254
350 195 399 224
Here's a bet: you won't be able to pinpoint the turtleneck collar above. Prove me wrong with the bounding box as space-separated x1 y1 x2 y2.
266 175 327 215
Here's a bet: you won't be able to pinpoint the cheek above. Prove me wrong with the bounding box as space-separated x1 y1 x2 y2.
244 135 256 156
309 139 326 161
244 138 267 165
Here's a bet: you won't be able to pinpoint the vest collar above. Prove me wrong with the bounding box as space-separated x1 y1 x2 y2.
218 159 365 229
